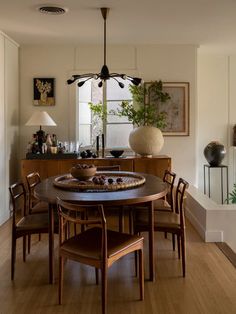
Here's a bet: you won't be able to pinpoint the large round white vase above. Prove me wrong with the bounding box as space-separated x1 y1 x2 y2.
129 126 164 157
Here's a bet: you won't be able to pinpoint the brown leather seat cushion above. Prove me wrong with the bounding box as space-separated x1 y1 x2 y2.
16 213 49 231
135 209 180 229
60 227 143 260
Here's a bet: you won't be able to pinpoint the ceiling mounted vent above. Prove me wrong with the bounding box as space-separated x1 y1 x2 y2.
38 6 67 15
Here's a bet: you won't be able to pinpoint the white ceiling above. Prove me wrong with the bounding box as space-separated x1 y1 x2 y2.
1 0 236 53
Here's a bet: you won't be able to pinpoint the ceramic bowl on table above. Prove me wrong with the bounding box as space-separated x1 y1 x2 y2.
70 164 97 181
110 150 124 158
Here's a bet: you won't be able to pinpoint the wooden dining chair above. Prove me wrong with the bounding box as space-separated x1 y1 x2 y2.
130 170 176 235
154 170 176 212
9 182 49 280
134 178 189 277
57 198 144 314
25 172 51 252
154 170 177 247
96 165 120 171
25 172 49 214
96 165 126 231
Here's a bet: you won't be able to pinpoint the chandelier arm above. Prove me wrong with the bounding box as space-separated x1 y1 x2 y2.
78 76 94 87
111 77 125 88
74 73 98 79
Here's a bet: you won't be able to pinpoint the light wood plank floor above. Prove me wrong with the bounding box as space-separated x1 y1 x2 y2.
0 218 236 314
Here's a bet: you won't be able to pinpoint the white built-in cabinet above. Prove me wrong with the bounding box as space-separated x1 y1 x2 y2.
0 32 19 224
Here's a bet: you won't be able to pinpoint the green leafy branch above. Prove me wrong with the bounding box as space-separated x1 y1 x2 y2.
226 183 236 204
89 102 107 120
89 80 171 130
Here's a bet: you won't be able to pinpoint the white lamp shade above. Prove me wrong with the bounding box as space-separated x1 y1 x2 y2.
25 111 56 127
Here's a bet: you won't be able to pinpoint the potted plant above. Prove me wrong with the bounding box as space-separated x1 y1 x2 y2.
89 81 171 156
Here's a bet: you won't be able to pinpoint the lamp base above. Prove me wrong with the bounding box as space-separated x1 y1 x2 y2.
36 129 45 153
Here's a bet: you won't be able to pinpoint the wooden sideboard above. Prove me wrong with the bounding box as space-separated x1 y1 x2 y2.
21 155 171 181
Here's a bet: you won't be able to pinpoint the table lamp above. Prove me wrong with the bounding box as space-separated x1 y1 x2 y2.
25 111 57 153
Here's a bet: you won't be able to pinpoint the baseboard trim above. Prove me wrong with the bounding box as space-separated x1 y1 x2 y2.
216 242 236 268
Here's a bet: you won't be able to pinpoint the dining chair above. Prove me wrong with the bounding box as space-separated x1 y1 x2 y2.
25 172 50 253
96 165 127 232
57 198 144 314
130 170 176 236
134 177 189 277
25 172 48 214
96 165 120 172
154 170 176 212
154 170 177 248
9 181 49 280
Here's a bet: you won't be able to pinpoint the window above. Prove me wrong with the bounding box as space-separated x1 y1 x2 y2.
76 79 133 149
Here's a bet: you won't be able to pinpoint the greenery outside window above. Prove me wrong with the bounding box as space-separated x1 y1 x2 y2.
77 78 133 149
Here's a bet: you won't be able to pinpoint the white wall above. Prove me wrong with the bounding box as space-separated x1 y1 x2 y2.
0 32 19 224
197 54 236 203
20 44 197 184
197 55 229 203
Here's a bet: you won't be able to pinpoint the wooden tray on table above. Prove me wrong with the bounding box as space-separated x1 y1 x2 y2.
53 171 146 192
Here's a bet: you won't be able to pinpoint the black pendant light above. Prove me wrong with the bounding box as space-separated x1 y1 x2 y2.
67 8 142 88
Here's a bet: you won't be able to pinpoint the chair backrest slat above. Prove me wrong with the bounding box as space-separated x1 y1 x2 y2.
163 170 176 209
25 172 41 212
9 182 27 225
97 165 120 171
175 178 189 228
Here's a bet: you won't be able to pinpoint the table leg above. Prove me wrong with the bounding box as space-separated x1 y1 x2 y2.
49 203 55 284
148 201 154 281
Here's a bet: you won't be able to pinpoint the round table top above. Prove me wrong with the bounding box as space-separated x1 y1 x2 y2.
34 172 167 206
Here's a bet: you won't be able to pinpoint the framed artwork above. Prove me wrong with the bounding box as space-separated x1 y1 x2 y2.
33 78 55 106
145 82 189 136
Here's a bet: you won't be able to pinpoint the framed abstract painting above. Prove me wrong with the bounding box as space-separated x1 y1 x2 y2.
33 78 55 106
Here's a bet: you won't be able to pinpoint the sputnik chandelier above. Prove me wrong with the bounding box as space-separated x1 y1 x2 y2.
67 7 142 88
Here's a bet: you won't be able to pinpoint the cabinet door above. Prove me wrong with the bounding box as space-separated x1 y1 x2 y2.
133 157 171 178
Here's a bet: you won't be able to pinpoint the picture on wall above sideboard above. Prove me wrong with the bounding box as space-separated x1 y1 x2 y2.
33 78 55 106
145 82 189 136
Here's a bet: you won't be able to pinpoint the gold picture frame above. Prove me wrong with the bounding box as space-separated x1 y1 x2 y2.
145 82 190 136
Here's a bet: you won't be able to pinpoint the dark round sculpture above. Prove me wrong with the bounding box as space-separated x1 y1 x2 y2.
204 141 226 166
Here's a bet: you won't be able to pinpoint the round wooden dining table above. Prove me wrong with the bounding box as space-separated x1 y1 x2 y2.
34 171 167 284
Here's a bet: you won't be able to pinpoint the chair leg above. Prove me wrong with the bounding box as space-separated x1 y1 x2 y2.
95 268 99 285
139 249 144 300
119 207 124 232
181 232 186 277
28 235 31 254
177 235 181 259
11 236 16 280
172 234 175 251
58 255 64 305
134 250 138 277
23 236 26 262
128 208 133 234
101 264 107 314
74 223 77 236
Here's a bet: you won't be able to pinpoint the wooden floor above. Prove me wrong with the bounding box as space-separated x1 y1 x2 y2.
0 217 236 314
